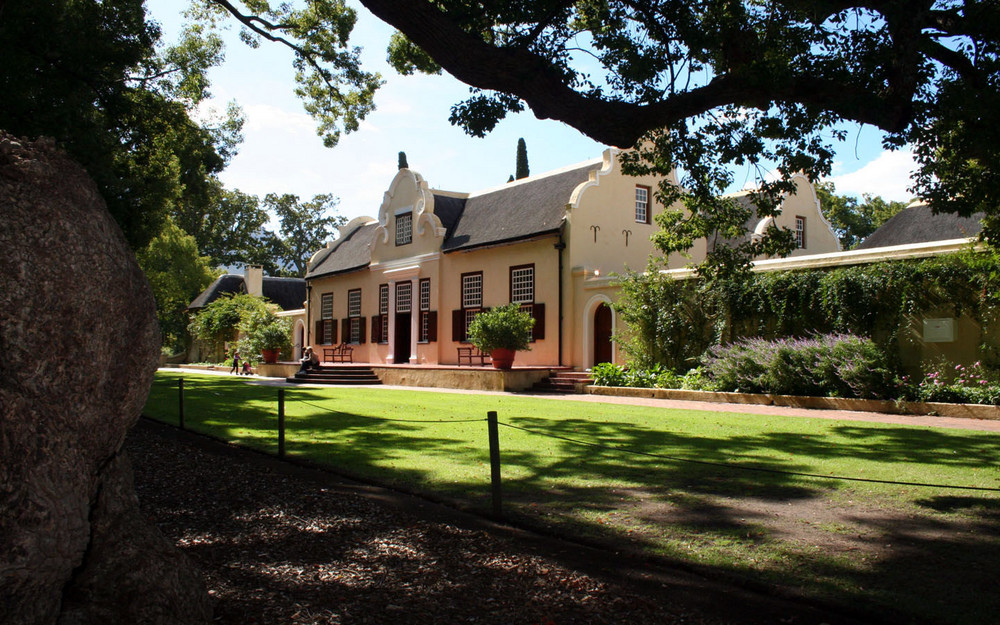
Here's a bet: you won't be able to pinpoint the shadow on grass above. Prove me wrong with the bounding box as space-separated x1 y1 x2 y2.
142 375 1000 624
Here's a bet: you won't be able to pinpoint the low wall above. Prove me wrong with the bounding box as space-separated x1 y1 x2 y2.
372 366 552 392
585 386 1000 420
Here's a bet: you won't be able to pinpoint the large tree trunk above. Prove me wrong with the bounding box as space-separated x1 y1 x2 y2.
0 133 211 624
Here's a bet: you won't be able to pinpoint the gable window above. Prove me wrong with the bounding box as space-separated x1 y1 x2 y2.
347 288 362 343
795 216 806 249
635 185 651 224
318 292 335 345
395 211 413 246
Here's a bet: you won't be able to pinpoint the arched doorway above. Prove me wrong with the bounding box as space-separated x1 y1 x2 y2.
593 303 613 365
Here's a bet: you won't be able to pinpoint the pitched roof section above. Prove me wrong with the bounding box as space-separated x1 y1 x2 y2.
306 221 379 279
441 161 602 252
856 204 984 250
187 274 247 310
261 276 307 310
187 274 306 311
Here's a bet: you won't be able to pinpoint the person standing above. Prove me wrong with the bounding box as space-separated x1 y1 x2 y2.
229 350 240 375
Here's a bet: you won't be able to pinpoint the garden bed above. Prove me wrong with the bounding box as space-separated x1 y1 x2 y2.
585 385 1000 420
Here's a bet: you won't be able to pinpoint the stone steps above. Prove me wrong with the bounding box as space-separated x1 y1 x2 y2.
531 371 593 394
286 365 382 385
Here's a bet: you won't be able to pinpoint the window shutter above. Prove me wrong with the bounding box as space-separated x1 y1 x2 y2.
341 318 349 343
315 321 324 345
532 303 546 341
359 319 367 344
427 311 438 342
452 309 463 342
331 320 338 345
371 316 381 344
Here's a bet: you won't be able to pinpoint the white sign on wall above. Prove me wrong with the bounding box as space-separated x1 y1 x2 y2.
923 318 956 343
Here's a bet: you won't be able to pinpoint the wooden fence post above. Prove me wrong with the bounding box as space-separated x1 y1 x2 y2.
178 378 185 430
278 388 286 458
487 410 502 519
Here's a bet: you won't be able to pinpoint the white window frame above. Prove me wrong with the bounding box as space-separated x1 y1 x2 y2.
510 265 534 305
396 281 412 313
635 186 650 224
795 216 806 249
395 211 413 246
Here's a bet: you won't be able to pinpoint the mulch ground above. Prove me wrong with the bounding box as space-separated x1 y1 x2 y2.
127 418 875 625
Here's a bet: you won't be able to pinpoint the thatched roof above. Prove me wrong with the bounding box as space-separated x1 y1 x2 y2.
856 205 984 249
187 274 306 311
306 222 379 279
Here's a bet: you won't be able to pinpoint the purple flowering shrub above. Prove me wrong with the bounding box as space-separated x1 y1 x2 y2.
701 334 897 399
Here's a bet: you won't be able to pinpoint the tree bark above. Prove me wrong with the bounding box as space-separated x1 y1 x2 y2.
0 133 211 624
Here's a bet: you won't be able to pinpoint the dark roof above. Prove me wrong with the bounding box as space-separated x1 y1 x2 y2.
261 276 307 310
187 273 306 311
441 162 601 252
856 205 984 250
187 274 246 310
306 222 379 279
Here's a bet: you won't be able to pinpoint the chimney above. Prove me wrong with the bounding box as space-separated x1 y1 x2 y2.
245 265 263 297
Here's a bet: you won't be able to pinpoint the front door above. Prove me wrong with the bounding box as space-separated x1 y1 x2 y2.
394 312 411 363
593 303 613 365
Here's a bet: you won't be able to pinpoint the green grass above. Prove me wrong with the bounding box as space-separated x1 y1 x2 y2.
144 371 1000 625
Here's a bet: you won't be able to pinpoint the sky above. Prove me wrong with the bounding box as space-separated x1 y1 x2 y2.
146 0 920 226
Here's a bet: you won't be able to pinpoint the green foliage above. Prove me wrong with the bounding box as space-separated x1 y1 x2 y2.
264 193 347 277
187 293 274 353
0 0 241 250
467 304 535 353
591 362 714 391
238 310 292 358
815 182 909 249
136 219 221 353
700 334 897 399
613 249 1000 377
515 137 529 180
903 361 1000 406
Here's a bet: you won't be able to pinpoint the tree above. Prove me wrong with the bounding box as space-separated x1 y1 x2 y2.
0 0 242 250
515 137 529 179
136 218 221 353
815 182 909 249
264 193 347 277
188 293 274 355
201 0 1000 274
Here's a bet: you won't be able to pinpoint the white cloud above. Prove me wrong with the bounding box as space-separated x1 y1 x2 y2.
243 103 315 134
829 149 918 201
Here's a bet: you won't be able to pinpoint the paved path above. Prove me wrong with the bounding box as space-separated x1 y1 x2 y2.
159 367 1000 432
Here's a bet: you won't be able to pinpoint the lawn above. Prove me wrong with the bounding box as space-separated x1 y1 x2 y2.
143 371 1000 625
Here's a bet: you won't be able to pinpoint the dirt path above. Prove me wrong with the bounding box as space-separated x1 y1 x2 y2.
129 418 875 625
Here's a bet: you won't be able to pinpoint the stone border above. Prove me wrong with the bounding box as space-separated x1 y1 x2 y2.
585 386 1000 421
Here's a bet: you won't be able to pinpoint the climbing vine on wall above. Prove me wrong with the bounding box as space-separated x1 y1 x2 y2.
612 248 1000 372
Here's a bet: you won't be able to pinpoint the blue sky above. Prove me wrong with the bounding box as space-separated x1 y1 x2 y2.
147 0 920 225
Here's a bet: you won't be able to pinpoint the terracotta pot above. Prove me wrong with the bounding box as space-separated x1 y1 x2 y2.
490 348 516 370
261 349 280 364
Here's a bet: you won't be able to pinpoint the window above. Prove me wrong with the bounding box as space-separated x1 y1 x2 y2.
378 283 389 343
462 272 482 309
419 278 431 342
395 211 412 246
635 185 651 224
396 281 412 313
458 272 483 341
795 216 806 249
348 289 361 343
321 293 333 320
510 265 534 304
319 293 334 344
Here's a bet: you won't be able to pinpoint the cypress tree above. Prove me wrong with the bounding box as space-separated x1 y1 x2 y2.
515 138 529 179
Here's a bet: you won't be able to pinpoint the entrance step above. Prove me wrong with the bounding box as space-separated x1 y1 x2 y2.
286 365 382 385
530 371 593 394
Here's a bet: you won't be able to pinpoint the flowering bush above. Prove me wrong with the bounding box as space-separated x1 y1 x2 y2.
700 333 897 399
904 361 1000 405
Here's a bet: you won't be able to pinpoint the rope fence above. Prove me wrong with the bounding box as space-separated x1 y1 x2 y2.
160 377 1000 520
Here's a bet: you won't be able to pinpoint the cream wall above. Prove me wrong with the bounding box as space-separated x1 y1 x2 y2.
438 237 561 366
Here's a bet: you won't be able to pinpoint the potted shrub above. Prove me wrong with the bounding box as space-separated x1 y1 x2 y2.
467 303 535 370
240 312 292 364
